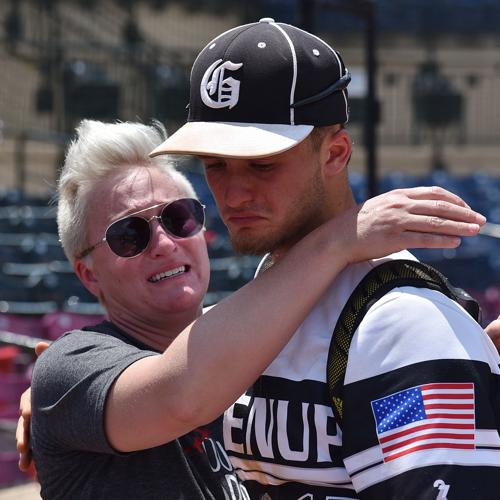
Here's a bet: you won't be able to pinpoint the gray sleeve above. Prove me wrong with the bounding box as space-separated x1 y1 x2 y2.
31 330 157 455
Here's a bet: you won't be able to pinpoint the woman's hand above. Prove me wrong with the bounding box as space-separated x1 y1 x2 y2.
16 341 49 472
336 186 485 265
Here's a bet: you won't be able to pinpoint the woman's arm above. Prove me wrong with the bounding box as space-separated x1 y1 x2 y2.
105 186 487 451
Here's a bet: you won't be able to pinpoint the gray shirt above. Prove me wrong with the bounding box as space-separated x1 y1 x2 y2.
31 321 245 499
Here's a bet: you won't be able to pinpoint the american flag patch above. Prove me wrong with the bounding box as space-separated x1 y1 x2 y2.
371 383 475 462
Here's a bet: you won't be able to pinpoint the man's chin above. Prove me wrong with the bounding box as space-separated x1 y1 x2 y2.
229 231 280 256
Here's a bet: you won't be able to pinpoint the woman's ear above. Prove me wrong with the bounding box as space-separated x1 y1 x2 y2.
74 258 101 298
320 128 352 177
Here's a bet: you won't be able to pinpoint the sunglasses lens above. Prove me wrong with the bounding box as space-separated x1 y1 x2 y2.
161 198 205 238
103 199 204 258
106 216 150 257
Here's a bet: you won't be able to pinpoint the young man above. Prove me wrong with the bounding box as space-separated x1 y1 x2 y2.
151 18 500 499
28 119 481 499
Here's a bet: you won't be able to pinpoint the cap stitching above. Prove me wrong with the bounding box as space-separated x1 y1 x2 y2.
221 23 260 61
272 23 297 126
285 23 350 121
190 23 252 81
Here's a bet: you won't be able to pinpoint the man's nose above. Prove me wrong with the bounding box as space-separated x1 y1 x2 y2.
223 171 254 208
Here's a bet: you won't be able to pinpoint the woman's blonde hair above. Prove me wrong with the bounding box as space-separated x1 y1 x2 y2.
57 120 196 263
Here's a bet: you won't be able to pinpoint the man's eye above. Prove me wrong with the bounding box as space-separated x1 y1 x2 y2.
204 162 225 171
252 163 274 171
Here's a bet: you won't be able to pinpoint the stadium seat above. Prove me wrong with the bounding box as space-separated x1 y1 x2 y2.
482 286 500 324
0 346 20 374
0 372 31 449
1 301 55 313
0 233 61 263
0 372 30 405
42 311 106 341
0 452 28 486
0 313 45 338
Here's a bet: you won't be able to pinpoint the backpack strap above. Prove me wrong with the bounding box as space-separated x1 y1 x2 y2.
326 259 481 429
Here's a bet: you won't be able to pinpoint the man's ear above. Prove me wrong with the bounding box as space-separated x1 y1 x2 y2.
320 128 352 177
74 258 101 298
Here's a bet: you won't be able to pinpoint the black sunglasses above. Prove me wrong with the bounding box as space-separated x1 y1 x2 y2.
78 198 205 259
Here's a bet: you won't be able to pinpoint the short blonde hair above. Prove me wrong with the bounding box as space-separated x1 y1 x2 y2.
57 120 196 264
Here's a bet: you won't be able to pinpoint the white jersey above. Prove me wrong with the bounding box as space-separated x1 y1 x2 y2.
223 251 500 499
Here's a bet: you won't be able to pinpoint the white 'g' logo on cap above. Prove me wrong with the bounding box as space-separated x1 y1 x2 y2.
200 59 243 109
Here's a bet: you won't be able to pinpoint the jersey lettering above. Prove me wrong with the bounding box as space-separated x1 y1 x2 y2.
224 382 340 465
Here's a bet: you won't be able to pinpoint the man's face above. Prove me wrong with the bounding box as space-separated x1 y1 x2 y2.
81 166 210 322
202 138 329 255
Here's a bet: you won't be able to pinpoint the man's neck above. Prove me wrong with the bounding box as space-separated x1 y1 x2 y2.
271 188 357 264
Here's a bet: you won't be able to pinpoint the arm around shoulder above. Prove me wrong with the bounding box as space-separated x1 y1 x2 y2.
106 188 488 452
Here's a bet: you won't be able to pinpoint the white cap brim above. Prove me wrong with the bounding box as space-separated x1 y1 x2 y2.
149 121 314 159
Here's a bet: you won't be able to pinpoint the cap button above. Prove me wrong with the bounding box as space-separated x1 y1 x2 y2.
258 18 275 24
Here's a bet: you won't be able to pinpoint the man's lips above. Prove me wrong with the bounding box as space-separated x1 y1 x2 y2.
226 214 267 227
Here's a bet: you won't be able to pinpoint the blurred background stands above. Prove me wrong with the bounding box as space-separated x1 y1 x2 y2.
0 0 499 493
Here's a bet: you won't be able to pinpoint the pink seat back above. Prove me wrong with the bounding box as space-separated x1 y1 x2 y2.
41 311 106 341
0 314 44 338
0 452 30 485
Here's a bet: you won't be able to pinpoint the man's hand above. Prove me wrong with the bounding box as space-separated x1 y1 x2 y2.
485 315 500 350
16 341 49 472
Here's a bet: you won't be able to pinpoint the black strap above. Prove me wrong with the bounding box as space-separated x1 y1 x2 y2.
326 259 481 427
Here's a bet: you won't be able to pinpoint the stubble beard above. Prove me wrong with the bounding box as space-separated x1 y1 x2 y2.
228 166 328 256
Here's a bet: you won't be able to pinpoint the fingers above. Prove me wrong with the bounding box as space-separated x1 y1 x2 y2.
35 341 50 357
17 388 31 452
375 187 486 237
401 215 482 238
346 186 485 264
15 414 25 452
394 187 485 222
396 231 462 249
18 444 32 472
17 387 33 471
16 346 47 475
404 198 485 238
16 413 32 471
19 387 32 419
398 186 471 208
409 199 485 225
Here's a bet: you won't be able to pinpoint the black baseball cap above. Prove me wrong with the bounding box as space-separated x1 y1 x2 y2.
151 18 350 159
